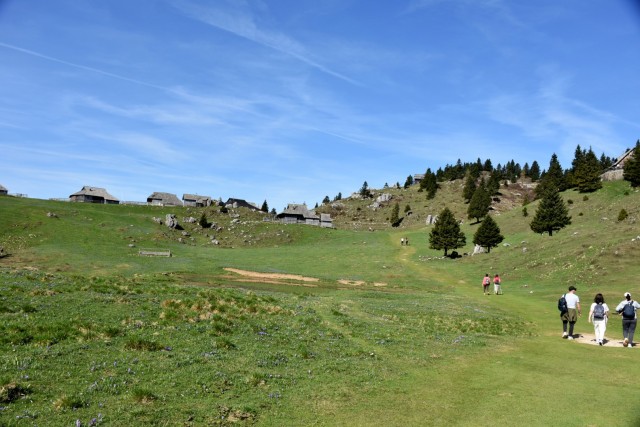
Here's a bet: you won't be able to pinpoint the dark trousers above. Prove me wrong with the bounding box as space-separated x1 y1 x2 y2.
622 318 637 344
562 320 576 336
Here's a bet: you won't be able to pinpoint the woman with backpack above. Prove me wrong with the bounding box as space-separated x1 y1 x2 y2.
588 293 609 346
493 274 502 295
615 292 640 348
482 273 490 295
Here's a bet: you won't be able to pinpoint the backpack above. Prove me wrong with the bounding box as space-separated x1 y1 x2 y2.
558 294 568 313
593 303 605 320
622 301 636 320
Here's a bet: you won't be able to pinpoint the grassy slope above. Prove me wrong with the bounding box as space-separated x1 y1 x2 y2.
1 181 640 426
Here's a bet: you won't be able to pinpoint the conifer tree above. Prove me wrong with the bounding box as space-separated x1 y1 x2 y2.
467 181 491 223
359 181 371 198
429 207 466 256
529 160 541 181
574 147 602 192
623 140 640 187
322 196 330 204
420 168 438 199
487 171 501 195
261 200 269 212
472 215 504 253
404 175 414 188
390 202 400 224
462 173 477 203
530 189 571 236
199 213 210 228
535 154 566 199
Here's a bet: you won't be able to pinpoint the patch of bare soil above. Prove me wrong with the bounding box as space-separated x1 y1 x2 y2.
222 268 389 288
572 333 627 348
223 268 319 287
338 279 365 286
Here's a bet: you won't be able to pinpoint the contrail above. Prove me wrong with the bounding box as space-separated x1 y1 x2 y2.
0 41 172 93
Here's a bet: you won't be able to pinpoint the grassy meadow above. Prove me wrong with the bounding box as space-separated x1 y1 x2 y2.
1 180 640 426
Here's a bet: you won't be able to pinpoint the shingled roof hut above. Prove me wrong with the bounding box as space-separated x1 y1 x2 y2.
225 198 261 211
0 184 7 196
276 203 331 227
601 148 636 181
147 192 182 206
69 186 119 204
182 194 212 207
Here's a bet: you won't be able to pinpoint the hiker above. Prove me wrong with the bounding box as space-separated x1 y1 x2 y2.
405 237 409 246
615 292 640 348
482 273 490 295
400 238 405 246
588 293 609 346
562 286 581 340
493 274 502 295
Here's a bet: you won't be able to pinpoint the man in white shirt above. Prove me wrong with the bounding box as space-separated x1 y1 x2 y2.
562 286 581 340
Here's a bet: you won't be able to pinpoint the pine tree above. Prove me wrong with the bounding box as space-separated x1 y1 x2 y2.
487 171 501 196
467 182 491 223
530 189 572 236
420 169 438 199
462 173 476 203
623 140 640 187
199 213 210 228
574 147 602 192
404 175 414 189
359 181 371 198
529 161 541 181
429 207 466 256
535 154 566 199
599 153 613 170
472 215 504 253
390 202 400 225
322 196 330 204
261 200 269 213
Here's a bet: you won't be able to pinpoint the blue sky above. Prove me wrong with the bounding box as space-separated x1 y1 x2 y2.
1 0 639 210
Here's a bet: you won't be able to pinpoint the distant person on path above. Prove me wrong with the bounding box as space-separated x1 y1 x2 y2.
482 273 491 295
615 292 640 348
588 293 609 346
562 286 581 340
493 274 502 295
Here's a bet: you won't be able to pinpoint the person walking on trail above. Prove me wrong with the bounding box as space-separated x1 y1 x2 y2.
588 293 609 346
562 286 581 340
482 273 491 295
615 292 640 348
493 274 502 295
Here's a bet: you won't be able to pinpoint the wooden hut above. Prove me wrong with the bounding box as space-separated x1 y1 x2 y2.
147 192 182 206
69 186 119 204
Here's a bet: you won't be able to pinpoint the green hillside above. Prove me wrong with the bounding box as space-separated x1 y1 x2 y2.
1 180 639 426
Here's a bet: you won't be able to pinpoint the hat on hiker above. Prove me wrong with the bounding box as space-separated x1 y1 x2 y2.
624 292 631 298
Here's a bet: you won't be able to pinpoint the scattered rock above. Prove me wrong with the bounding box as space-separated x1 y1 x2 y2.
472 244 486 255
165 214 179 229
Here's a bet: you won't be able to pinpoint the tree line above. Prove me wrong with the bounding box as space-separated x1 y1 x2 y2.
427 141 640 256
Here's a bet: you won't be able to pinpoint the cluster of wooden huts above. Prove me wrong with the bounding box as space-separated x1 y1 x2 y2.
4 185 332 227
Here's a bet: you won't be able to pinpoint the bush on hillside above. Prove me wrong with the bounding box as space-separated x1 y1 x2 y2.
618 209 629 222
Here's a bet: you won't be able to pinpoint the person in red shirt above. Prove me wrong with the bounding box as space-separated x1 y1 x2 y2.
482 273 490 295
